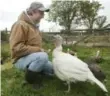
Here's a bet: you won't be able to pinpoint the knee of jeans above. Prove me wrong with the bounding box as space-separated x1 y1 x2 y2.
39 52 48 62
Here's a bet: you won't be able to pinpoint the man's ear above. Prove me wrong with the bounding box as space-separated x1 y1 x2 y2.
25 10 33 16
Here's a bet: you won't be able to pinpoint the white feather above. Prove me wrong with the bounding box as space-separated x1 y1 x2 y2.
52 35 108 92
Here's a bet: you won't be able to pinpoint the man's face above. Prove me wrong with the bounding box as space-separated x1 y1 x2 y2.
32 10 44 23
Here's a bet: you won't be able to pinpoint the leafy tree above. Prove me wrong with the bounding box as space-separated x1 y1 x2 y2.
78 1 103 31
95 16 110 28
49 1 78 34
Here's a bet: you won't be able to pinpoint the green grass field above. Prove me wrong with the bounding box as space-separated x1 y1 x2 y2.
1 44 110 96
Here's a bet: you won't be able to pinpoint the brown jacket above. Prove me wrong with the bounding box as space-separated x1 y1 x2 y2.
9 12 42 63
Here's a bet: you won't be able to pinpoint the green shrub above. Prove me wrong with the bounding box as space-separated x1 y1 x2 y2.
1 43 11 62
1 31 9 42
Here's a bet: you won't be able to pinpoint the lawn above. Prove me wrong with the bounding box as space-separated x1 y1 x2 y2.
1 45 110 96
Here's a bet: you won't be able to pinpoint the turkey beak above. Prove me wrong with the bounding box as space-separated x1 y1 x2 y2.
53 36 57 42
53 38 57 45
53 36 58 46
50 36 55 43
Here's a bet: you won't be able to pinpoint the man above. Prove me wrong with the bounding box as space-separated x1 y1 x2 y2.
9 2 53 88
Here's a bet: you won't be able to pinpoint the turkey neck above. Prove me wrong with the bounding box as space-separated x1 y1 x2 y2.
54 39 63 52
54 45 63 52
53 44 63 58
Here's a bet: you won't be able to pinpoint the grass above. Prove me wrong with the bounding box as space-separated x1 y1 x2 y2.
1 44 110 96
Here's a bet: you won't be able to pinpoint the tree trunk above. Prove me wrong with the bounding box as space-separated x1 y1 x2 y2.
67 24 71 34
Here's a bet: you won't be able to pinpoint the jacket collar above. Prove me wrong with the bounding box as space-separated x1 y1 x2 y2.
18 11 36 28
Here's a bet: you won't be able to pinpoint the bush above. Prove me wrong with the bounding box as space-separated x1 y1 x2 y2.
1 43 11 62
1 31 9 42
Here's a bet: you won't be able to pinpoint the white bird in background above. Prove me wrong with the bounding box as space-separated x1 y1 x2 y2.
52 35 108 93
94 50 104 63
96 50 100 58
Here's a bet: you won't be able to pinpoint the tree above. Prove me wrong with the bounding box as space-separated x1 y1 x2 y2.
49 1 78 34
95 16 110 28
78 1 103 32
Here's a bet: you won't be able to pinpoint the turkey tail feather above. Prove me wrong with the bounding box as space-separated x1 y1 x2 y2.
88 72 108 92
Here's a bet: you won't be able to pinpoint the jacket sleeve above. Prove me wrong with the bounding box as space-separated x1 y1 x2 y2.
10 22 41 58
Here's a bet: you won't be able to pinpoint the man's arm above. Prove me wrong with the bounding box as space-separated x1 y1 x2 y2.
10 22 41 58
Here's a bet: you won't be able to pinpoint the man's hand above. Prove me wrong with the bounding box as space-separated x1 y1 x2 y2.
40 48 51 54
47 49 51 53
40 48 45 52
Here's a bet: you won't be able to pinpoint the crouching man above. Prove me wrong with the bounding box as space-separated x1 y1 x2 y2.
9 2 53 88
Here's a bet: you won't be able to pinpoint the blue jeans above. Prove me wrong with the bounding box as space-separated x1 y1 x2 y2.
15 52 53 75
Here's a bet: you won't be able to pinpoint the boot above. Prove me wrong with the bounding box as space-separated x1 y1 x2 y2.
25 69 43 89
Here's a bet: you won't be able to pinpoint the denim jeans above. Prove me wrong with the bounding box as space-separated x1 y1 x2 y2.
15 52 53 75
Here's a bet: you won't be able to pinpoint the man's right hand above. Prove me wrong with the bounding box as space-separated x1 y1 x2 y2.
40 48 45 52
40 48 51 54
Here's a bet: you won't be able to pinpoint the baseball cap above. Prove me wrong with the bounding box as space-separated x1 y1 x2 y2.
29 2 50 12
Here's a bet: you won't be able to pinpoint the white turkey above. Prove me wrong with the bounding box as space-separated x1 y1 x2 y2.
52 35 108 93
